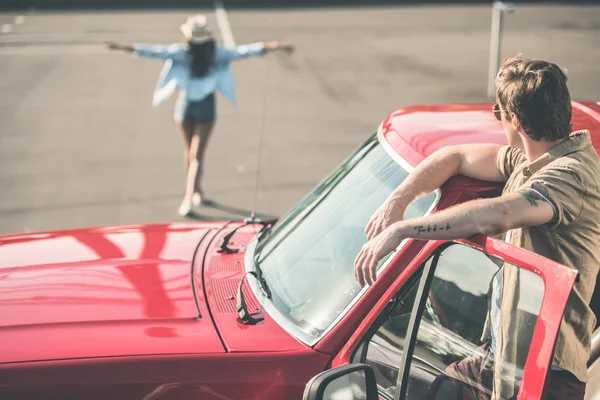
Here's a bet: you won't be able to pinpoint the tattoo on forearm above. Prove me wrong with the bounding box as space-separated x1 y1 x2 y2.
518 190 539 207
414 223 451 235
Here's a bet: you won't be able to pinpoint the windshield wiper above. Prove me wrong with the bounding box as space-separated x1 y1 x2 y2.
236 260 272 325
224 219 274 325
218 217 273 254
253 257 272 299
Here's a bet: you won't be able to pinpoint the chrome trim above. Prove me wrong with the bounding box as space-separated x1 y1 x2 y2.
245 124 442 347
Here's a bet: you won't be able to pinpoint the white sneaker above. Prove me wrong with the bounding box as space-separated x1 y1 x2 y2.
178 199 193 217
192 193 215 207
192 193 203 207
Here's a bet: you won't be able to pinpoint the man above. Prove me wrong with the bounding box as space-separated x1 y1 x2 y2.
354 54 600 399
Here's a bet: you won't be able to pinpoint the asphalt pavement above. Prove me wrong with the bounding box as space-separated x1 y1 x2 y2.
0 3 599 235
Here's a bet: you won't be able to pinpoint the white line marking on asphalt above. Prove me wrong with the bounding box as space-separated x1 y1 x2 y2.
1 24 12 33
14 16 25 25
214 0 236 48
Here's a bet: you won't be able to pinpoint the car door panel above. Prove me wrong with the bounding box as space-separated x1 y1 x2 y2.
332 235 577 400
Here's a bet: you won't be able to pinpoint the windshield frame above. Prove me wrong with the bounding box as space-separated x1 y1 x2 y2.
244 123 442 346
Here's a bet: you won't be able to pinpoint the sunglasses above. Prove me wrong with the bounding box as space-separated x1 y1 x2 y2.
493 103 502 121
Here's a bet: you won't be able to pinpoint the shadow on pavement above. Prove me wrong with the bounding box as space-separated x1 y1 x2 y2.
184 200 277 222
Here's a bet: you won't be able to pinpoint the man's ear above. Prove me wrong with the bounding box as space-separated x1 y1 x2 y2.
510 114 522 132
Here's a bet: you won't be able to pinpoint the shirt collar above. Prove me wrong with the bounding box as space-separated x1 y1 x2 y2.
522 130 591 177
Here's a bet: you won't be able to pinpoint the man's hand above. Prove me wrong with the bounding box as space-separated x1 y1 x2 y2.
355 224 403 287
365 198 406 240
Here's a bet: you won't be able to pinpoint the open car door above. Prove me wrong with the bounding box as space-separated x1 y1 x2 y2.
303 234 578 400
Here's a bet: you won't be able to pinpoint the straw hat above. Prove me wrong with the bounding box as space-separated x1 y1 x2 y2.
180 14 213 44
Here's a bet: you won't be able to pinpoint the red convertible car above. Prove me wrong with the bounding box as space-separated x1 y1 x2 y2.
1 102 600 400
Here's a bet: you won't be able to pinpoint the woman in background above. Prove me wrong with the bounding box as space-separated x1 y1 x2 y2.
106 14 294 217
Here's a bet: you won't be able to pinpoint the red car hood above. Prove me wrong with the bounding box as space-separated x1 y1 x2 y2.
0 222 227 364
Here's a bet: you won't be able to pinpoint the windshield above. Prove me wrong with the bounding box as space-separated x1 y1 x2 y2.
250 133 439 343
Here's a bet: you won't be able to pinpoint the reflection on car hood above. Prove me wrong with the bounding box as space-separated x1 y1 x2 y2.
0 223 227 363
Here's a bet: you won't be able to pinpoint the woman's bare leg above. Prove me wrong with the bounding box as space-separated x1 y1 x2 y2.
185 122 214 206
195 122 215 197
178 121 194 171
177 121 195 216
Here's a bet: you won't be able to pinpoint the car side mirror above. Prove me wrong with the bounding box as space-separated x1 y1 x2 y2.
303 363 378 400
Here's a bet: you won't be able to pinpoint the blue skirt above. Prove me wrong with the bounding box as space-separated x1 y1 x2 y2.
174 93 216 123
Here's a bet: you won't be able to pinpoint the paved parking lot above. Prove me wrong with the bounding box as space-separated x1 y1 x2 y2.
0 2 599 235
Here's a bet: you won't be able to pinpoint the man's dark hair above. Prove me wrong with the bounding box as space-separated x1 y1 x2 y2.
495 54 572 142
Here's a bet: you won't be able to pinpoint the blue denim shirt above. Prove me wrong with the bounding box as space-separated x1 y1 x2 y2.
133 42 266 106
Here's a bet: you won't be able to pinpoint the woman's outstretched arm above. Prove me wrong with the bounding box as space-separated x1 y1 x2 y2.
263 41 295 53
105 42 134 53
219 41 294 62
105 42 185 60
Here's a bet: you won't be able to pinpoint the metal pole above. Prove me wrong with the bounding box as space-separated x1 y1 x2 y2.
487 1 515 99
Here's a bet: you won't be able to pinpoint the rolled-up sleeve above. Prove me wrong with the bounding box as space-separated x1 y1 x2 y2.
133 44 185 60
497 145 526 182
219 42 266 62
520 166 586 228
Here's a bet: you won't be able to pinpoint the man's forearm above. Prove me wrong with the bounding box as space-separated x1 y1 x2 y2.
390 197 510 241
388 147 462 208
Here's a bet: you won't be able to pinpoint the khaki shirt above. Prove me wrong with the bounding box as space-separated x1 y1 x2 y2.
492 130 600 397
